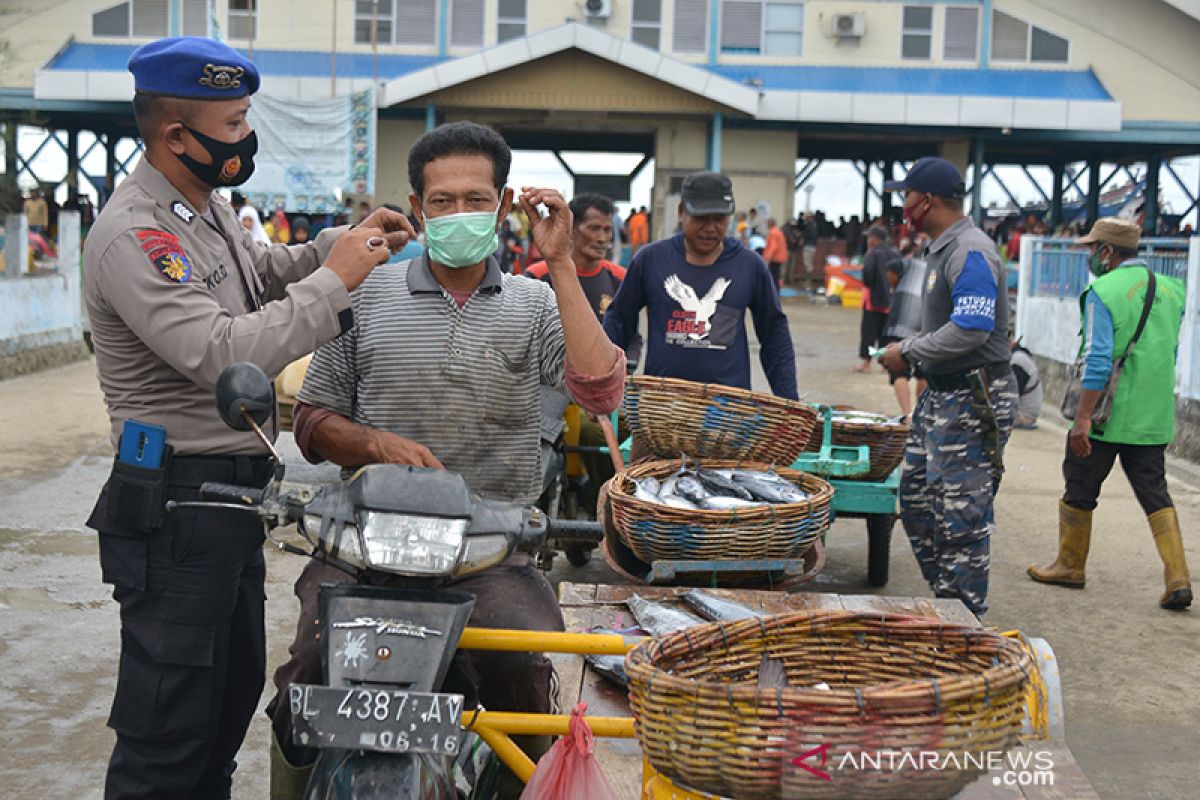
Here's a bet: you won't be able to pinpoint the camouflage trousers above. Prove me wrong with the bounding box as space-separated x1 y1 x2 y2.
899 373 1017 617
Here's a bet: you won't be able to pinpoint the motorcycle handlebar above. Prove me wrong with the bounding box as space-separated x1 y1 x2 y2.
199 482 265 505
545 518 604 544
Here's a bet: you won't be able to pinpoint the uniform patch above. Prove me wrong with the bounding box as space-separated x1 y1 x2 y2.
136 229 193 283
172 201 195 223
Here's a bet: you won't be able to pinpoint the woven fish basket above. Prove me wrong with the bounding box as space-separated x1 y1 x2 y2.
608 460 833 564
624 376 818 464
804 410 911 481
626 611 1032 800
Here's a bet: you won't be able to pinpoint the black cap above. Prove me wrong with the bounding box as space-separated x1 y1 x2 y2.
681 171 735 215
883 157 966 198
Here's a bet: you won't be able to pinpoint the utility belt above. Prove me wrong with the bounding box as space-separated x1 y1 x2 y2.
925 362 1012 392
101 451 275 536
168 454 276 488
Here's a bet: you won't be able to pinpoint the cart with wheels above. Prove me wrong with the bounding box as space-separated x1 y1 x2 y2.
825 468 900 587
790 406 905 587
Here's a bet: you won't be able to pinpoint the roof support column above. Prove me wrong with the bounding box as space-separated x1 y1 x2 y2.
1085 159 1100 229
67 128 80 196
882 161 894 218
861 160 872 221
1049 162 1064 230
426 102 437 132
970 135 984 226
1143 154 1161 236
3 119 16 195
708 112 723 172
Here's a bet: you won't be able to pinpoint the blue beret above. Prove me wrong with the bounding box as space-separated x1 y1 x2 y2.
128 36 259 100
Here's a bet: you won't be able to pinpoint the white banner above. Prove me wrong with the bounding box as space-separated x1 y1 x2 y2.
240 89 375 214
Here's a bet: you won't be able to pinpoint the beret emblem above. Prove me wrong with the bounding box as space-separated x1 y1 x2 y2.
199 64 245 90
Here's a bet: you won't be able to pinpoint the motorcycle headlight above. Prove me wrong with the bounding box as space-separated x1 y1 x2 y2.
357 512 468 575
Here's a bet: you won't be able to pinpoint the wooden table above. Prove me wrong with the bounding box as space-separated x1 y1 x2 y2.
552 583 1099 800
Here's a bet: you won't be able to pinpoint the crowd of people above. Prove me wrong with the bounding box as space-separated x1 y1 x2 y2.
71 32 1194 800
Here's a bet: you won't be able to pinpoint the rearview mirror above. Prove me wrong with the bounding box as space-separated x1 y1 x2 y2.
215 362 274 431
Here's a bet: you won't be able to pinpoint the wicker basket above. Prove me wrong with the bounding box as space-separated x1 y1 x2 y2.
608 460 833 564
627 611 1032 800
804 409 910 481
624 377 818 464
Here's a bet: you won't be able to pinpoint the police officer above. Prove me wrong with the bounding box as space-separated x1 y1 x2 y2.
83 37 412 798
880 157 1017 618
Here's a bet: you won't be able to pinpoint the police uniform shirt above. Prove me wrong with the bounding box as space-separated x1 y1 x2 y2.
84 158 354 456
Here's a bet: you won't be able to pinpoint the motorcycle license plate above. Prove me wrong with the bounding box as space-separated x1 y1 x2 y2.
288 684 464 756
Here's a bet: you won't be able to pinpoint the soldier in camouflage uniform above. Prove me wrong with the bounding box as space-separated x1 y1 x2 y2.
881 159 1017 617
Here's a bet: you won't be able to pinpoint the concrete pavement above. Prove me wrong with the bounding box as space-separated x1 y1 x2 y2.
0 300 1196 799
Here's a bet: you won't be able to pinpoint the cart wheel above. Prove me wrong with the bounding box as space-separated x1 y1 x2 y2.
867 514 895 587
565 544 592 567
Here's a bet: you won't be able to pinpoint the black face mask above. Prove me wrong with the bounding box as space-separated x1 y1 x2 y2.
177 126 257 187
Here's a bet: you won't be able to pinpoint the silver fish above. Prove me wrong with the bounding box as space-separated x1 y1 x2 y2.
700 496 768 511
627 594 706 637
696 468 753 500
674 473 710 505
585 653 630 688
633 477 662 503
660 494 700 510
681 589 766 621
731 471 809 504
657 475 700 509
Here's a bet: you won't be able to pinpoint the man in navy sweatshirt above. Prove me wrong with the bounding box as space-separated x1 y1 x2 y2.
603 172 798 399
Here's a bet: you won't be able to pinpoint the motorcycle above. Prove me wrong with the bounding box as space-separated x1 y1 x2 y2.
180 363 605 799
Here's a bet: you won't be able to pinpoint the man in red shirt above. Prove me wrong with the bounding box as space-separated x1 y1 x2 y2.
527 193 639 509
526 193 627 323
762 217 788 288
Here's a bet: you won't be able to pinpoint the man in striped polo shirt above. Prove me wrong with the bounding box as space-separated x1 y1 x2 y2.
264 122 625 798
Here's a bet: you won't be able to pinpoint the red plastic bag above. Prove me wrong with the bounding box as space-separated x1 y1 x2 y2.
519 702 619 800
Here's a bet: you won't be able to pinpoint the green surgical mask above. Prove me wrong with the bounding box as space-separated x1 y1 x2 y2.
1087 246 1109 276
422 208 500 269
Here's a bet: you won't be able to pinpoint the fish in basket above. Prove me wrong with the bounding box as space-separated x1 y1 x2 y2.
623 376 819 464
626 611 1033 800
798 407 911 482
608 459 834 565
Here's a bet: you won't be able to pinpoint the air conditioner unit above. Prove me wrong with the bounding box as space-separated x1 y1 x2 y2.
584 0 612 19
831 12 866 38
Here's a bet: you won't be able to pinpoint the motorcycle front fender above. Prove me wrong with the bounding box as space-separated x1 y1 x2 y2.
305 749 457 800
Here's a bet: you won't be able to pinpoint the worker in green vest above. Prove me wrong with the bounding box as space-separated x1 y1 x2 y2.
1028 218 1191 610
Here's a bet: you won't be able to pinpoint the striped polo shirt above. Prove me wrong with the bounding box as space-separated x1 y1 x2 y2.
297 254 567 505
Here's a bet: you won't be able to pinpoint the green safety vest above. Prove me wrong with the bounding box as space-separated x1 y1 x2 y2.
1079 261 1185 445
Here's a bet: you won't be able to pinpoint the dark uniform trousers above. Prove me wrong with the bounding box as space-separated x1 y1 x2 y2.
900 373 1017 617
1062 439 1173 515
268 551 564 777
89 455 274 799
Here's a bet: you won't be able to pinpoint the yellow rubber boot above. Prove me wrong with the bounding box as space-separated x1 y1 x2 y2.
1027 502 1091 588
1149 507 1193 610
270 729 314 800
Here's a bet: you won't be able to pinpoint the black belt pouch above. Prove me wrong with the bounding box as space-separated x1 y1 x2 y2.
101 446 175 536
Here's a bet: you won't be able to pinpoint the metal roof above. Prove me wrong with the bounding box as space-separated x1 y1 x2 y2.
709 65 1112 101
44 42 1109 102
46 42 442 80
